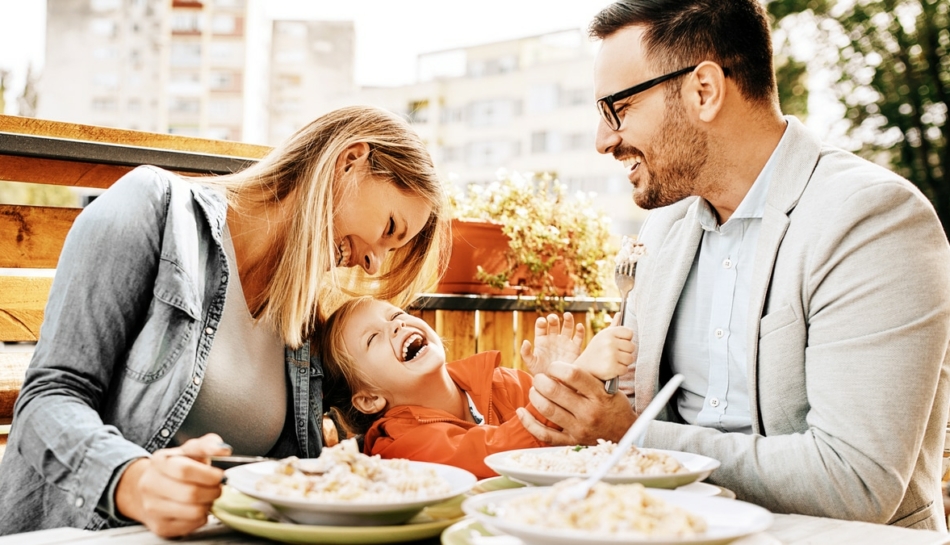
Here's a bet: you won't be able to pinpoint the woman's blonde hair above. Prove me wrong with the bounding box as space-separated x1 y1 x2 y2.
318 296 384 436
203 105 449 348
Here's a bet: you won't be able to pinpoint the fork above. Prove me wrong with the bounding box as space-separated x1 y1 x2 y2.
604 251 640 394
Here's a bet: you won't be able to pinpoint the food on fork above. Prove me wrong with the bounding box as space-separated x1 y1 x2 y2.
506 440 687 476
500 479 707 537
254 438 451 502
615 235 647 266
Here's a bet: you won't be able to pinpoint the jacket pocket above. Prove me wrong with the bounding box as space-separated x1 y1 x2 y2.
124 259 199 382
759 303 799 338
890 500 936 529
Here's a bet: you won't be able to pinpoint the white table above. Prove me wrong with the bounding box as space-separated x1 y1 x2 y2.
1 514 948 545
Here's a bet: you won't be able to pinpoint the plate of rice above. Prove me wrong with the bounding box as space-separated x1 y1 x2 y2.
484 441 719 488
462 480 772 545
224 439 476 526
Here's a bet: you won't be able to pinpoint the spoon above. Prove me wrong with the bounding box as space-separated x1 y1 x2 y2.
556 373 685 504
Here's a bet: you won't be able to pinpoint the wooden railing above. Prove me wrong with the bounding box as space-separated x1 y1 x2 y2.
0 115 620 460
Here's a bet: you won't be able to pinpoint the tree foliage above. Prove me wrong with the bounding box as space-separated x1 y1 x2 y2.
767 0 949 239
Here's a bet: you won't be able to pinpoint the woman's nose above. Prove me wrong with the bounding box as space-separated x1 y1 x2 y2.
360 249 383 275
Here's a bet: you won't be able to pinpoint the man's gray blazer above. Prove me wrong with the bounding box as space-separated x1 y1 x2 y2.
631 116 950 530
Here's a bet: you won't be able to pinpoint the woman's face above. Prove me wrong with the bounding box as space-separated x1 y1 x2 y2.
333 166 432 275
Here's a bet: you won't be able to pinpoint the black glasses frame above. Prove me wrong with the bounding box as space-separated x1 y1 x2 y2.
596 65 698 131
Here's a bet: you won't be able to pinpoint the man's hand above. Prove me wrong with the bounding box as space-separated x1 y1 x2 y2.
520 312 585 375
573 325 636 381
517 361 636 445
115 433 231 538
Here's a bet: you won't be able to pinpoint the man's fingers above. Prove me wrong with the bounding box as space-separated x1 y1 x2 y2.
516 408 575 446
529 378 581 425
543 361 604 397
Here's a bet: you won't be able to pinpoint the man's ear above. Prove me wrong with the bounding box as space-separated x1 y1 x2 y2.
336 142 371 174
686 61 727 123
352 390 387 415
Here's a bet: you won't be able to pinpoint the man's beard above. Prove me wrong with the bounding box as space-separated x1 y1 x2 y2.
618 98 710 210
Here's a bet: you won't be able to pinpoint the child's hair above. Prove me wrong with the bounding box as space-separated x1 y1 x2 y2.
318 296 385 437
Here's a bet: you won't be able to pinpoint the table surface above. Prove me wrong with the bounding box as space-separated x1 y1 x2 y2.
2 513 948 545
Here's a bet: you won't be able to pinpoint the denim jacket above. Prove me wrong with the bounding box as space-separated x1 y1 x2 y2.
0 166 324 534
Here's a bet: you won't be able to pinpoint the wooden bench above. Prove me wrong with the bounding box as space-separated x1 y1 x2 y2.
0 114 618 461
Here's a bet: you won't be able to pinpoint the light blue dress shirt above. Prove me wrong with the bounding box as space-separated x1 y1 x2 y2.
665 126 790 433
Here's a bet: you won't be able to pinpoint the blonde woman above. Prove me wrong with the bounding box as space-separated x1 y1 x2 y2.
0 106 450 538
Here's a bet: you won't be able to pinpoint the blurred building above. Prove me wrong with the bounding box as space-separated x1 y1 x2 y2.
39 0 249 140
331 29 645 235
266 20 355 145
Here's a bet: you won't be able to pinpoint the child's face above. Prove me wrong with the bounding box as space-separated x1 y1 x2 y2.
342 300 447 400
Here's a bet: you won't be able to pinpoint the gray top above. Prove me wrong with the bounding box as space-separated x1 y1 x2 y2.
173 224 286 455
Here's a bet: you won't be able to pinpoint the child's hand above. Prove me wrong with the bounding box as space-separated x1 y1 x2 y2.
520 312 585 375
574 325 636 381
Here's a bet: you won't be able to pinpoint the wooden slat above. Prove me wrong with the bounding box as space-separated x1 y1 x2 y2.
0 115 271 158
0 352 31 423
0 205 80 268
478 310 516 369
0 276 52 342
0 154 134 190
437 310 476 363
0 434 6 462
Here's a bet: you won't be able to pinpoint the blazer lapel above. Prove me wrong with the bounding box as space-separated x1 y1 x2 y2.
745 116 823 431
636 201 704 414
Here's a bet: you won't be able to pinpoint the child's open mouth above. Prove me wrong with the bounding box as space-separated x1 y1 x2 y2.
401 333 428 362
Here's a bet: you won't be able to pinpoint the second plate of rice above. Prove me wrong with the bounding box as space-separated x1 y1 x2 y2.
484 442 720 488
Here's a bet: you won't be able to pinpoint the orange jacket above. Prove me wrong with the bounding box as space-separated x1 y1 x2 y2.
362 351 556 478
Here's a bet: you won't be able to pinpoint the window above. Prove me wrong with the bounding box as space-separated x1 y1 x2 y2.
93 73 118 89
90 0 120 11
91 97 117 111
169 97 200 114
171 11 202 33
441 146 462 163
440 106 464 124
209 98 241 120
275 73 302 87
169 71 201 94
89 19 116 37
209 70 241 91
466 140 519 167
531 131 561 154
209 42 244 66
564 131 591 151
469 99 516 127
127 99 142 112
211 15 241 35
170 43 202 67
93 46 118 60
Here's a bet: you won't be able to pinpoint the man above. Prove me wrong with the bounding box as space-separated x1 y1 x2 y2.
517 0 950 530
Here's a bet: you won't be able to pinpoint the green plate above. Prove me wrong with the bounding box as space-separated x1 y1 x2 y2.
441 518 494 545
470 475 526 494
212 486 464 545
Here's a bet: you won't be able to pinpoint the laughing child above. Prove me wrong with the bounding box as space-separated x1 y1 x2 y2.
318 296 635 478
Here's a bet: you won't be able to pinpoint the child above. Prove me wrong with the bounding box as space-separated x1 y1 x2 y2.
318 296 635 478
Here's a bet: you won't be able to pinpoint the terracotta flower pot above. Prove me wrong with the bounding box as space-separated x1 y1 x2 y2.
436 219 574 297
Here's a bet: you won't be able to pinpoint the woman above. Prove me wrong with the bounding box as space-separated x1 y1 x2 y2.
0 105 449 538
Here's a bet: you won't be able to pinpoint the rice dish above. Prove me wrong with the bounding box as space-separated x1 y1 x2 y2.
499 479 707 537
254 439 451 502
507 440 687 476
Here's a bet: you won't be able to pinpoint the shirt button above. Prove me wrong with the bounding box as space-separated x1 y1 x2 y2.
709 398 720 407
193 376 201 385
205 327 214 335
74 497 84 508
723 258 733 269
160 428 170 438
222 274 228 283
299 368 306 374
715 328 725 339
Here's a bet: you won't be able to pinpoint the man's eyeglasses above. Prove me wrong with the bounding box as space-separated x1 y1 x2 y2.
596 66 697 131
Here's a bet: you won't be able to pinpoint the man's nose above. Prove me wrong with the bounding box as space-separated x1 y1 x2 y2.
595 118 621 155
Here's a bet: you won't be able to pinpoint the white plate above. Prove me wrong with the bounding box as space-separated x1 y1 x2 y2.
484 447 720 488
224 460 475 526
462 487 774 545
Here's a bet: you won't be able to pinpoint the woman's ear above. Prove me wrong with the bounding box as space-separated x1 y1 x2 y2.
336 142 371 174
352 389 386 415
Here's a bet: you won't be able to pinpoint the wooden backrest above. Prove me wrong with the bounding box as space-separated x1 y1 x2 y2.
0 115 270 455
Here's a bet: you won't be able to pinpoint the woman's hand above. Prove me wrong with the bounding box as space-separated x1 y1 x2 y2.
115 433 231 538
519 312 585 375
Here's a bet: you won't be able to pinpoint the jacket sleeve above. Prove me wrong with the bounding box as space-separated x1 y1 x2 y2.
642 174 950 525
9 167 168 522
369 418 547 479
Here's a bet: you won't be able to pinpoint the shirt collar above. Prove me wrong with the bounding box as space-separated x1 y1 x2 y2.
696 121 791 230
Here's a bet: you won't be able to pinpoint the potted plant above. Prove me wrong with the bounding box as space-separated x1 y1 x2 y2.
439 170 616 309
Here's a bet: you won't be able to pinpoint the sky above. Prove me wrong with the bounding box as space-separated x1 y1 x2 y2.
0 0 615 113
